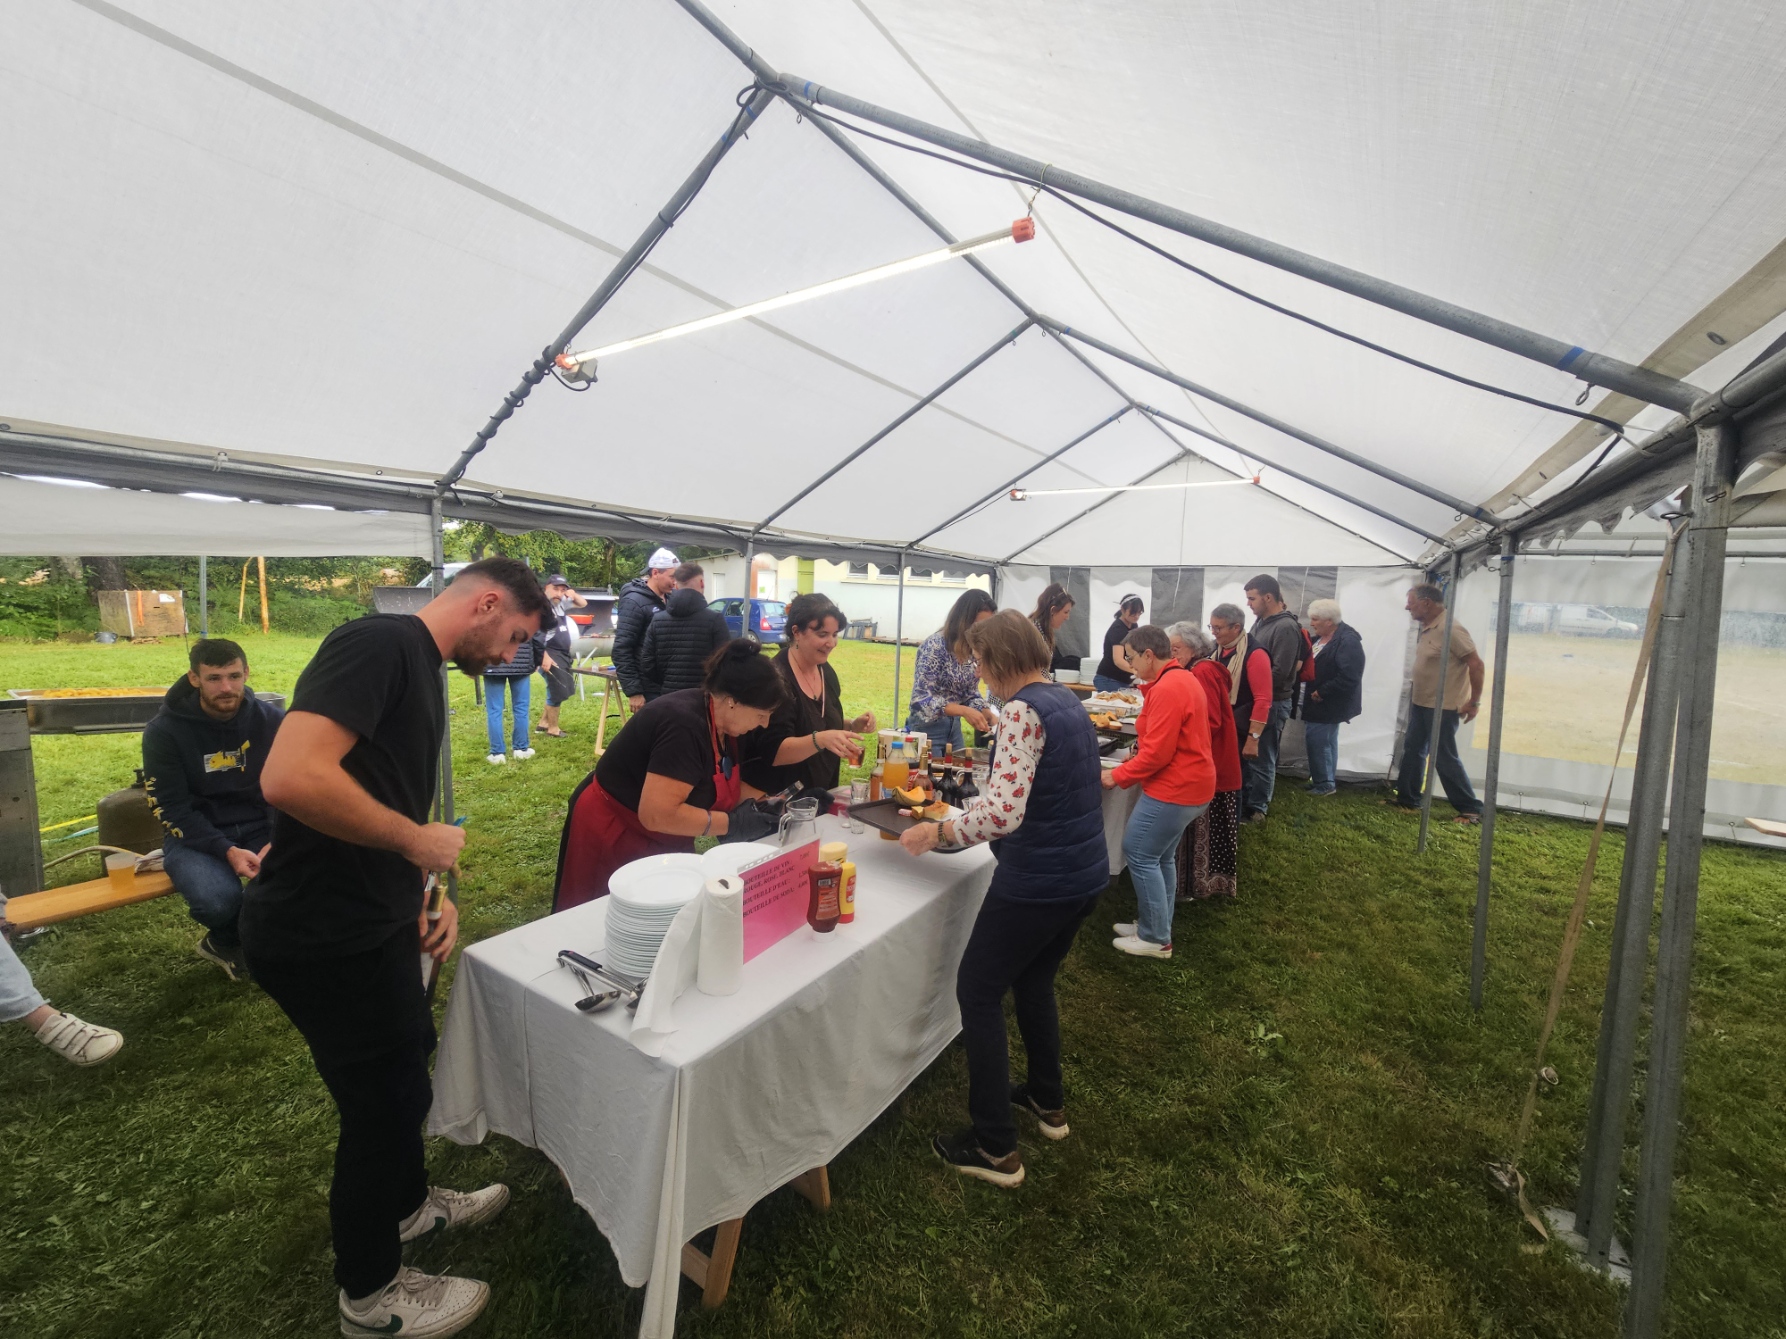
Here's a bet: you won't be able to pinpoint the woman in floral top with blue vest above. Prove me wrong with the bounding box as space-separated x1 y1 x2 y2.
904 588 998 753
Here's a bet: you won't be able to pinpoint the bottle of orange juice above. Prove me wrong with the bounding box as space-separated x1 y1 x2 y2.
882 739 910 793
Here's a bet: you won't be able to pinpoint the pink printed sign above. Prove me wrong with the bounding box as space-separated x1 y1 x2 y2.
740 840 819 962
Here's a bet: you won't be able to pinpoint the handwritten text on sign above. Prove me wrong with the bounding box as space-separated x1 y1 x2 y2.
739 840 818 962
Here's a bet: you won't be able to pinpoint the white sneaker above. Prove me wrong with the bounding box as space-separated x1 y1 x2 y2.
1113 934 1172 959
1112 922 1138 938
34 1011 124 1066
400 1183 511 1243
486 753 506 765
340 1267 489 1337
511 748 535 760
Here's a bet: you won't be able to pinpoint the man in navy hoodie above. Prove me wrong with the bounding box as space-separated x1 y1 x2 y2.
142 638 283 980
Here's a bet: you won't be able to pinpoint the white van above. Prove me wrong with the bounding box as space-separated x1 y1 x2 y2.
1557 604 1639 637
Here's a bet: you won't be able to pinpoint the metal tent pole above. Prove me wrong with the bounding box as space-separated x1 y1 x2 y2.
908 408 1130 550
1624 422 1737 1339
428 498 458 906
1040 320 1491 520
755 320 1031 532
197 554 208 636
1469 536 1515 1009
775 75 1700 415
1575 529 1689 1264
892 553 908 728
436 87 774 493
1416 552 1462 853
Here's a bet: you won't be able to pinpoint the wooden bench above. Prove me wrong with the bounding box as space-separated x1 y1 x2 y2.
3 871 175 932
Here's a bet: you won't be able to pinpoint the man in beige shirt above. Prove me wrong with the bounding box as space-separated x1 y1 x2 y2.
1394 583 1485 820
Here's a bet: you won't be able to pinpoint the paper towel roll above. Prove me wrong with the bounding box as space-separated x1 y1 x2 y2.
697 875 744 996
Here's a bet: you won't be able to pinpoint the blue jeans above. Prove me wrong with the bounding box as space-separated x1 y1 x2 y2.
905 712 964 754
484 674 531 754
1243 699 1293 817
0 897 47 1022
1304 721 1340 793
162 840 247 946
1091 674 1130 694
1396 705 1481 815
1122 793 1208 946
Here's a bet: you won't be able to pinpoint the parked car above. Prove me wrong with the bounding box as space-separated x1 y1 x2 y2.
711 597 786 641
1558 604 1640 637
412 562 471 588
1514 601 1641 637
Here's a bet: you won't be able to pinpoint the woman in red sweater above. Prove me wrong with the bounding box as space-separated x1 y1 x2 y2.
1169 622 1242 900
1101 625 1214 958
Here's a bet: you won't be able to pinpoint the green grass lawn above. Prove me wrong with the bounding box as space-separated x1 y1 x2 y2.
2 633 1782 1338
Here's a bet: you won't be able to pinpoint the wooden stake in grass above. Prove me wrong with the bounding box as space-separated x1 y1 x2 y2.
257 556 269 634
239 559 251 623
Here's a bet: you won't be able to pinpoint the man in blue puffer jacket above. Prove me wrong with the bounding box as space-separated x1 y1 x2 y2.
900 611 1107 1189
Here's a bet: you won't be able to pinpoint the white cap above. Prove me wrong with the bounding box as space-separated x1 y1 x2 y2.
647 547 679 571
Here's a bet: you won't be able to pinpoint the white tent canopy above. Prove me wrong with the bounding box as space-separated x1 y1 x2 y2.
8 0 1786 567
0 474 432 558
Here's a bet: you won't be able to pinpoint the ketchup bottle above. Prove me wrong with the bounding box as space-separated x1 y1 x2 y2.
806 860 842 934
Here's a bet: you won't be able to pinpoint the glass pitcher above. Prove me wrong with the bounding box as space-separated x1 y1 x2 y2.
777 795 822 849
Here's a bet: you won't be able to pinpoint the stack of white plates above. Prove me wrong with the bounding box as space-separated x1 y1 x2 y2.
605 853 706 979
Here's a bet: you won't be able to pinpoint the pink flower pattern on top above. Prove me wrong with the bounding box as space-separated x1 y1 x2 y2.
950 699 1044 848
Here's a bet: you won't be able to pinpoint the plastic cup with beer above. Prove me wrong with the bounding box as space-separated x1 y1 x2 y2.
105 852 137 894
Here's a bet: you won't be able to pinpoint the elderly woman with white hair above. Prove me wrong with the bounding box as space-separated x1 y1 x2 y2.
1167 621 1243 899
1299 597 1366 796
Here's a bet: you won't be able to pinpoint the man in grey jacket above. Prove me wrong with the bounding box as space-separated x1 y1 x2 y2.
1241 574 1308 822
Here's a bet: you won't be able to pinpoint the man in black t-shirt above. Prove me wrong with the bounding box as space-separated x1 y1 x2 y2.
245 557 548 1337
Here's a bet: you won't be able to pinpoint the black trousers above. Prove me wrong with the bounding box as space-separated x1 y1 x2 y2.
249 923 435 1299
955 891 1098 1157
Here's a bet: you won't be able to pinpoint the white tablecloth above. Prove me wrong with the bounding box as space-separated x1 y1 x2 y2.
1101 779 1141 874
428 814 995 1339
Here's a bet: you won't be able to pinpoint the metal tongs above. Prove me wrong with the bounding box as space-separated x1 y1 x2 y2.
557 949 645 1013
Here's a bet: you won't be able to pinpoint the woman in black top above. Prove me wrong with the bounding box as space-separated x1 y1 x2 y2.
1092 594 1145 691
553 640 783 912
744 593 876 795
1029 583 1078 673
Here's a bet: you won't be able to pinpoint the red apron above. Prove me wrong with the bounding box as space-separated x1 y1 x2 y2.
551 730 744 914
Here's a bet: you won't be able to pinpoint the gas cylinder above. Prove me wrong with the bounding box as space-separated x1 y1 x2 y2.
97 768 163 855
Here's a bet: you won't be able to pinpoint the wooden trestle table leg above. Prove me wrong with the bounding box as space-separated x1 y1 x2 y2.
678 1165 831 1309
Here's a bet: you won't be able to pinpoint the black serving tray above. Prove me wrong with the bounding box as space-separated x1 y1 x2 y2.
847 798 973 853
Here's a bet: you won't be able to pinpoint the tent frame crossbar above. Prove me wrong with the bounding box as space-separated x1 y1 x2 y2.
1001 411 1418 566
906 407 1131 550
434 86 775 495
1040 319 1488 522
0 426 1001 571
762 71 1702 416
753 319 1034 533
1136 405 1446 545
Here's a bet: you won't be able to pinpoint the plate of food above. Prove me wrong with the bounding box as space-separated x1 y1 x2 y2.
1084 693 1140 716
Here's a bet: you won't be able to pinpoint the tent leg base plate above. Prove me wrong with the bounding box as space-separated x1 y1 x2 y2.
1541 1207 1631 1285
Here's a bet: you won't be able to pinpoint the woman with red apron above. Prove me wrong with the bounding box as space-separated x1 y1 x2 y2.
553 639 784 912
